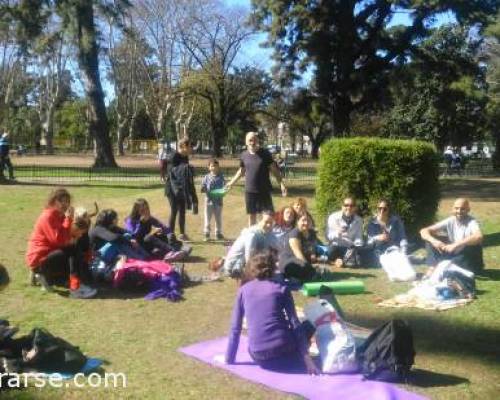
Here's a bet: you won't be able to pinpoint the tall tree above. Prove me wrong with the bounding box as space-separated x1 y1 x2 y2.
252 0 499 148
382 26 488 150
484 12 500 168
4 0 131 167
178 0 258 156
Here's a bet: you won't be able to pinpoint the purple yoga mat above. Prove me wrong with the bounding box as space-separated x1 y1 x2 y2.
179 336 427 400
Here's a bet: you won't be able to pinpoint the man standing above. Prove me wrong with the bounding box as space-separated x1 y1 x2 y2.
0 131 15 182
420 198 484 273
226 132 287 226
325 197 364 268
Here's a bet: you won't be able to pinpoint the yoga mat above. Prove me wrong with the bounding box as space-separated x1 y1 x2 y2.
37 358 103 380
179 337 426 400
302 281 365 296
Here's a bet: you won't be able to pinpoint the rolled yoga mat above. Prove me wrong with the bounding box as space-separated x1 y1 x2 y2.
302 281 365 296
208 188 227 198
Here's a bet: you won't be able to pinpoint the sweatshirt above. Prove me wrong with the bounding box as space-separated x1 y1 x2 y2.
26 208 72 269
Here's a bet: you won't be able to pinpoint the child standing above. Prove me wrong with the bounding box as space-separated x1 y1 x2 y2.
200 159 225 241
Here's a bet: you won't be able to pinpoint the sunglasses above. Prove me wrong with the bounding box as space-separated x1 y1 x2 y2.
343 203 354 208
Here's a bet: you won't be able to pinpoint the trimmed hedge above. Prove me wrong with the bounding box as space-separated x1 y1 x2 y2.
316 138 440 239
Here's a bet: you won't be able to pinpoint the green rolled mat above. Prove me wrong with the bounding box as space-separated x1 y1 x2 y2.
209 188 227 198
301 280 365 296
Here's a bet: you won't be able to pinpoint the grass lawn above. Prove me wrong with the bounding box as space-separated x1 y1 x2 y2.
0 178 499 399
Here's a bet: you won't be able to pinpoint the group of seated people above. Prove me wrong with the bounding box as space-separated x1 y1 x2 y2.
25 188 191 299
222 198 485 373
221 196 484 283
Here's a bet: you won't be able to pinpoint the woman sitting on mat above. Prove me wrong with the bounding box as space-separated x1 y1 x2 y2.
225 251 319 374
279 213 322 283
124 198 191 261
26 188 96 298
273 206 297 251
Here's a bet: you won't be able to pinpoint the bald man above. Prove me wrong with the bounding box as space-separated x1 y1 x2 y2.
226 132 287 226
420 198 484 273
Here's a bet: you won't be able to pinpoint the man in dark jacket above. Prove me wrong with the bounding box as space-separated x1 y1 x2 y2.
0 132 15 181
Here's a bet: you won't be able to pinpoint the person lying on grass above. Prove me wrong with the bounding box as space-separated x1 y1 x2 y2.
224 251 319 375
26 188 96 298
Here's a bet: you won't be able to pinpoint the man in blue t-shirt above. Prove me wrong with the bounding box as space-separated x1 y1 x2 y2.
226 132 287 226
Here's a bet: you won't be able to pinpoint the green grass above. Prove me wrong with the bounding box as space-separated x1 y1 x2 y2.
0 179 499 399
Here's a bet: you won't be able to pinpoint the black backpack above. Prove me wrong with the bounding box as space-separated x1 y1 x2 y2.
357 319 415 382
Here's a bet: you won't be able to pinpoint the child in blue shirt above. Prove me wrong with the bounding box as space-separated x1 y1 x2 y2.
200 159 225 241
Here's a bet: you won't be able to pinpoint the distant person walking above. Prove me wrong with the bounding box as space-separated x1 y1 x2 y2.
226 132 287 226
0 131 15 182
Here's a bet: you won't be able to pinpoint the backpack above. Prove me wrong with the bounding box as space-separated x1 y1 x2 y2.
357 319 415 382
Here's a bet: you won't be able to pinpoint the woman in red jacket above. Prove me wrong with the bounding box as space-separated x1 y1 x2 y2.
26 188 96 298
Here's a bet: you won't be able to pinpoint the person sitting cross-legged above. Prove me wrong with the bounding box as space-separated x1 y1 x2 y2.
420 197 484 274
325 197 364 268
366 199 408 267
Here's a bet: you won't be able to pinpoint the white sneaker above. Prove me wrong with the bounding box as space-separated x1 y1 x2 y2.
70 284 97 299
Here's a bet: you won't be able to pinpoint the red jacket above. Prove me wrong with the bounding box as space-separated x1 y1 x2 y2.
26 208 73 269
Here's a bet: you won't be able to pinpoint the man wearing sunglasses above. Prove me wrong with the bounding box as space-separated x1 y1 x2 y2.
420 198 484 273
325 197 364 268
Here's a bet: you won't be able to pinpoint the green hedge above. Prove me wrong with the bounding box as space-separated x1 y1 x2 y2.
316 138 440 239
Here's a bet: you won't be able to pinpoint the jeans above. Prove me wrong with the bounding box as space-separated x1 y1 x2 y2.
425 242 484 273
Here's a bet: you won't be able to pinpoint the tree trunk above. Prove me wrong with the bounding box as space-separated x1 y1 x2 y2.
493 131 500 170
116 116 128 156
40 103 55 154
332 95 352 137
75 2 117 168
212 124 223 158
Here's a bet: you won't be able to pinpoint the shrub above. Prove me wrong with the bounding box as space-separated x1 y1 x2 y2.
316 137 440 239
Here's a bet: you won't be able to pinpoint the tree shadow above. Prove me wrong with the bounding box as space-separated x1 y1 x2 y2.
476 269 500 281
441 178 500 202
13 181 162 190
348 314 500 364
483 232 500 248
409 368 469 388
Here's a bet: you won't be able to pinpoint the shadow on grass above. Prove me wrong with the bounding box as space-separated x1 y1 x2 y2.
349 314 500 364
476 269 500 281
409 368 469 388
13 181 163 190
441 178 500 202
483 232 500 248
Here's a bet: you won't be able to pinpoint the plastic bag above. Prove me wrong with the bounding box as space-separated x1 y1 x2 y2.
379 246 416 282
304 299 358 373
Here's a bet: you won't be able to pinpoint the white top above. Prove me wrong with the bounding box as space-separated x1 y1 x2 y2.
431 215 481 243
325 210 363 247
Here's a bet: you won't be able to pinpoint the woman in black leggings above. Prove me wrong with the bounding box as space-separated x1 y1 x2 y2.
160 138 198 241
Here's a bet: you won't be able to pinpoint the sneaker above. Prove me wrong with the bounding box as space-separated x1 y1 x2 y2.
204 233 210 242
70 284 97 299
35 274 52 292
178 234 190 241
215 233 225 240
29 271 38 286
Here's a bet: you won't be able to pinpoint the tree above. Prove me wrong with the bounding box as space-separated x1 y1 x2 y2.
289 89 329 158
382 26 488 150
3 0 131 167
484 13 500 168
178 0 256 156
251 0 499 148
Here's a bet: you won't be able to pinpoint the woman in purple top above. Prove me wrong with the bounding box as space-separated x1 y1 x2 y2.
125 198 182 259
225 252 319 374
